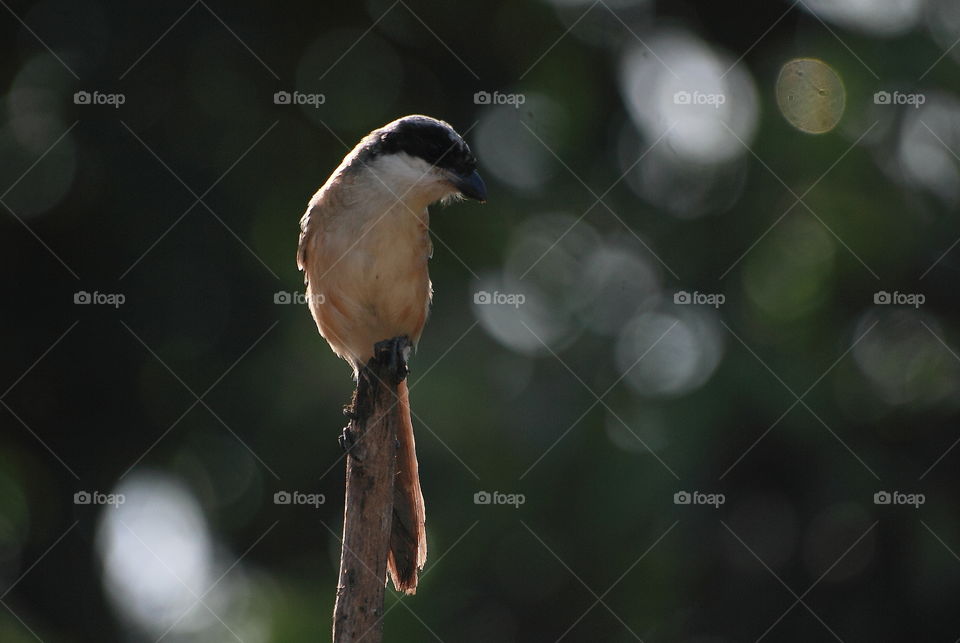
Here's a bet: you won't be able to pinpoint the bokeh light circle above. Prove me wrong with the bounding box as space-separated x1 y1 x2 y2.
776 58 846 134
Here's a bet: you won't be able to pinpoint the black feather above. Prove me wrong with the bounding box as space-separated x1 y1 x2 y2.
360 115 477 176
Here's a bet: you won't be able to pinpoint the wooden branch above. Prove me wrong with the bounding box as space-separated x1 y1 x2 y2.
333 337 410 643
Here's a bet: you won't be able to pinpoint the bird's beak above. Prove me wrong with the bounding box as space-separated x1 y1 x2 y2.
450 169 487 202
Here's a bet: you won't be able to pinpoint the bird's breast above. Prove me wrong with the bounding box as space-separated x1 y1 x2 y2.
308 200 433 360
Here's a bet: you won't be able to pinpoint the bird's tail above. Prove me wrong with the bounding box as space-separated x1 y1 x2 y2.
387 379 427 594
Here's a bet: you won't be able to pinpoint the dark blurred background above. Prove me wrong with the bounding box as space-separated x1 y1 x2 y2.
2 0 960 640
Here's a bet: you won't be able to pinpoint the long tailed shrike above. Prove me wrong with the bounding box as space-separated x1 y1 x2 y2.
297 115 486 594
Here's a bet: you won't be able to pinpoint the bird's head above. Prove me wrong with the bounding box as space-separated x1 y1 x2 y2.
352 115 487 207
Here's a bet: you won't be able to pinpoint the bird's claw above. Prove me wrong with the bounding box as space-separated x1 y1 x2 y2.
373 336 411 381
339 425 361 460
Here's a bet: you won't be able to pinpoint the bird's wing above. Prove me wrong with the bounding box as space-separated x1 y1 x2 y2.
298 172 352 282
297 205 315 282
298 185 334 283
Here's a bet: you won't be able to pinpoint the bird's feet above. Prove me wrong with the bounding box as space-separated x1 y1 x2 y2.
339 424 361 460
372 335 411 382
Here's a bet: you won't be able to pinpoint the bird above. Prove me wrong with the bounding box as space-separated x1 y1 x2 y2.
297 115 486 594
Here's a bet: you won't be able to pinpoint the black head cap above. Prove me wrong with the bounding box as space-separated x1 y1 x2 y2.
362 115 478 177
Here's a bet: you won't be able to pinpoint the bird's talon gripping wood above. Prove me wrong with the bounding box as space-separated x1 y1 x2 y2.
338 426 359 458
374 336 411 381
